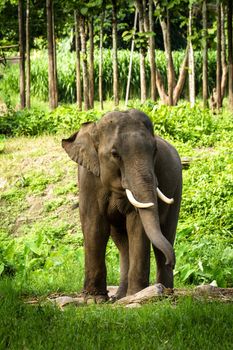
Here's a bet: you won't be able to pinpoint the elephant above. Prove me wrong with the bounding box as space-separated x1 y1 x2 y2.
62 109 182 301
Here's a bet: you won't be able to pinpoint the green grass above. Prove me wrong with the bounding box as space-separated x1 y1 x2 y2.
0 286 233 350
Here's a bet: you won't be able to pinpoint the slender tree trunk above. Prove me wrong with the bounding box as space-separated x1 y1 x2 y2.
160 10 175 105
46 0 57 109
99 8 105 110
89 18 94 109
112 0 119 105
18 0 26 109
80 15 89 111
188 5 195 107
136 0 147 103
149 0 156 101
228 0 233 109
154 0 188 106
26 0 30 108
220 4 227 103
173 47 189 105
202 0 208 107
52 1 58 106
216 1 222 109
166 10 174 105
75 10 82 110
125 9 138 106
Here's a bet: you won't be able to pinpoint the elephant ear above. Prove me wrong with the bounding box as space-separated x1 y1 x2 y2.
62 123 100 176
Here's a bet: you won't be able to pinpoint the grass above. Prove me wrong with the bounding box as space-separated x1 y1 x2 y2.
0 285 233 350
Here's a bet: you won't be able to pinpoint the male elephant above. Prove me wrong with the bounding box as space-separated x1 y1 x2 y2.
62 109 182 301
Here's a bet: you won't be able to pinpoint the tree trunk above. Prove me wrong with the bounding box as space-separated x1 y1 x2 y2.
46 0 57 109
52 1 58 107
112 0 119 106
216 2 222 109
26 0 30 109
202 0 208 108
125 9 138 106
220 4 228 104
74 10 82 110
228 0 233 109
160 10 175 106
89 18 94 109
149 0 156 101
136 0 147 103
18 0 26 109
173 47 189 105
80 15 89 111
188 6 195 107
99 8 105 110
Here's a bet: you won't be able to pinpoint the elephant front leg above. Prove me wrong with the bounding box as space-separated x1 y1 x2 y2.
82 219 110 300
110 226 129 300
126 211 150 295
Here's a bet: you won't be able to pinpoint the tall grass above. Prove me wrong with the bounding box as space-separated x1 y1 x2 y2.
0 49 217 105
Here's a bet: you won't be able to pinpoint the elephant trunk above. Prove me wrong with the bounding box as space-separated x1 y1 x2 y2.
124 179 175 267
138 207 175 268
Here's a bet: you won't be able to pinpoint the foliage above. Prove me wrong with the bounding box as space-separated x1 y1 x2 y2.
0 105 102 136
0 49 218 105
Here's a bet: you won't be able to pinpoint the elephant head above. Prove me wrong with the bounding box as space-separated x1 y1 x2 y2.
62 109 175 268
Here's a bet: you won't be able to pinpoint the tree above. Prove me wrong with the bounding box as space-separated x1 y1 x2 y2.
26 0 30 108
89 17 94 109
135 0 147 103
18 0 26 109
79 15 90 110
148 0 156 101
227 0 233 109
99 5 105 110
216 1 221 109
202 0 208 107
125 8 138 106
46 0 58 109
220 3 227 104
74 10 82 110
154 1 189 106
188 3 195 107
112 0 119 106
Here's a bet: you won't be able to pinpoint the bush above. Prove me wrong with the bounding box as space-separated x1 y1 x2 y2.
0 106 102 136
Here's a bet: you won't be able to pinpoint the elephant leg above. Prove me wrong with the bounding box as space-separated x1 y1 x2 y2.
110 225 129 300
82 215 110 297
153 247 174 288
126 211 150 295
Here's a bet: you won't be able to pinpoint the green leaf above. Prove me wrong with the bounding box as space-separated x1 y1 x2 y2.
0 264 4 275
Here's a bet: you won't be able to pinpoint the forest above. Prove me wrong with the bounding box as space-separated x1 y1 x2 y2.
0 1 233 349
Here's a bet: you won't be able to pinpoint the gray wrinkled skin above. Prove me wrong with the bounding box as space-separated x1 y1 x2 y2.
62 109 182 300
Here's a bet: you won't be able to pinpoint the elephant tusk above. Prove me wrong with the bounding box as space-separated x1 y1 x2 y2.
125 189 154 208
157 188 174 204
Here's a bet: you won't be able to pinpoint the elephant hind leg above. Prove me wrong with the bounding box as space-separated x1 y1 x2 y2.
110 225 129 300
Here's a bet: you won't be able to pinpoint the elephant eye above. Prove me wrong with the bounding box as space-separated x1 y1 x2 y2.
111 149 121 159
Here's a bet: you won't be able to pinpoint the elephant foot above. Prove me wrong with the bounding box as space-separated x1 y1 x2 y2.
82 290 109 304
109 287 127 302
